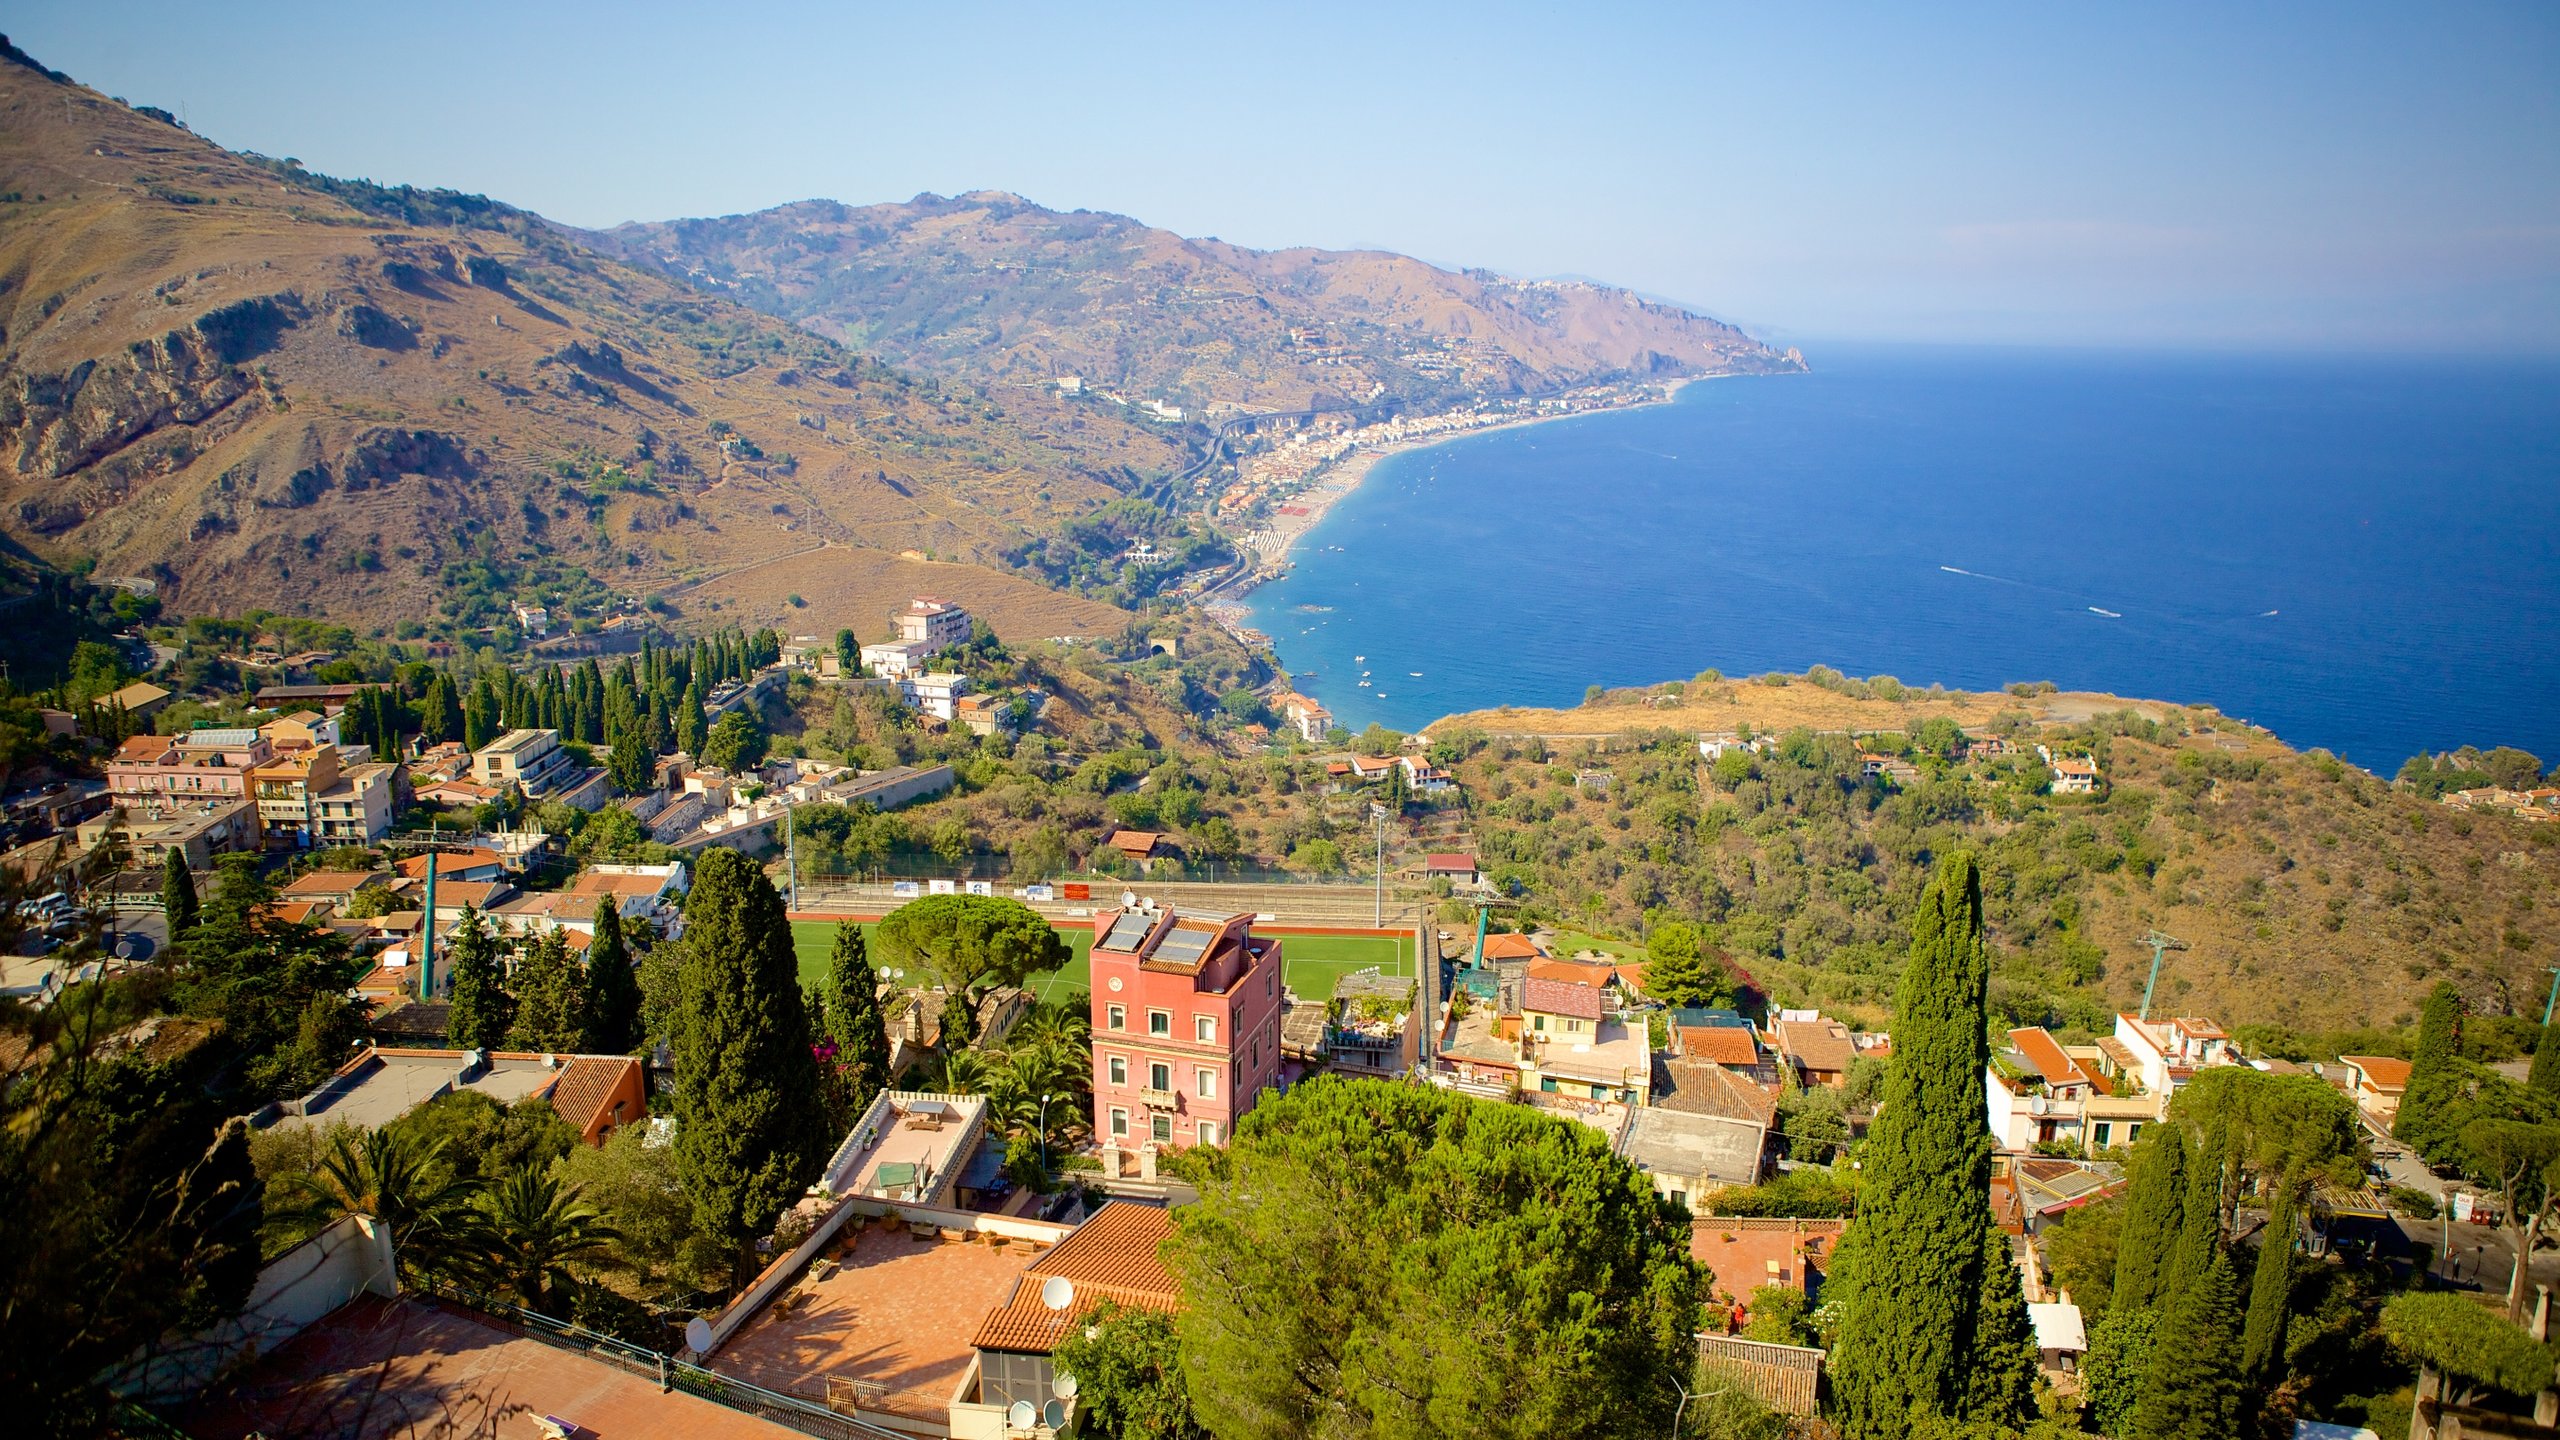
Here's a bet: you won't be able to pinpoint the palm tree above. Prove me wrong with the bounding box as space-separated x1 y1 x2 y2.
1009 994 1091 1053
280 1126 480 1276
929 1050 990 1096
463 1165 620 1310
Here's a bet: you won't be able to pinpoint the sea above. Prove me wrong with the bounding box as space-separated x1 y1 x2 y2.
1244 345 2560 773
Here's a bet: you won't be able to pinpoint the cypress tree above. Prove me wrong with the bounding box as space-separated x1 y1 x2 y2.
444 909 514 1051
2112 1123 2189 1313
823 922 892 1119
2529 1021 2560 1106
2163 1118 2230 1306
507 928 582 1053
2131 1250 2246 1440
160 848 199 933
2239 1178 2303 1379
581 899 643 1053
1826 853 2034 1438
1959 1220 2040 1420
672 848 829 1278
2395 983 2465 1164
678 680 707 756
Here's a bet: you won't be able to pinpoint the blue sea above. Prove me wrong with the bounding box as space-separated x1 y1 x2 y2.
1245 346 2560 773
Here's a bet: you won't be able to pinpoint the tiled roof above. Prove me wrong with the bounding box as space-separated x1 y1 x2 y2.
113 735 175 762
1423 853 1478 872
548 1055 639 1133
1696 1334 1824 1418
280 869 390 896
567 869 674 897
1521 976 1604 1021
2341 1054 2412 1089
1680 1025 1760 1068
1652 1055 1778 1126
1775 1016 1856 1074
424 880 510 908
1104 829 1164 854
970 1202 1179 1353
1479 933 1546 961
396 848 501 878
1527 957 1615 989
2008 1027 2092 1087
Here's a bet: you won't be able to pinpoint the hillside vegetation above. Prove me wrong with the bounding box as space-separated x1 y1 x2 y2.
0 43 1183 625
587 192 1804 414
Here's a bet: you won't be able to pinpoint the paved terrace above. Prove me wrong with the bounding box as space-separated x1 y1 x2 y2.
712 1217 1041 1422
270 1050 557 1132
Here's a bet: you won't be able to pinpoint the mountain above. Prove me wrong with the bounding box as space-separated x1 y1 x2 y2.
585 192 1804 414
0 43 1183 627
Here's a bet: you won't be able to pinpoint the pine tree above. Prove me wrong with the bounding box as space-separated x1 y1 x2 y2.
2528 1021 2560 1105
507 928 582 1053
2395 982 2466 1164
2112 1123 2189 1313
1826 853 2032 1438
160 848 199 933
678 680 707 756
581 899 643 1054
2239 1178 2302 1379
822 921 891 1120
2131 1250 2246 1440
1958 1220 2040 1421
672 848 829 1277
1639 921 1728 1010
444 909 514 1051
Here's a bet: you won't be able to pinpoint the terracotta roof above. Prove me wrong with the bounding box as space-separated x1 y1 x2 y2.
1423 852 1478 873
2008 1027 2093 1087
1479 933 1546 961
1696 1334 1824 1419
395 848 501 878
2341 1054 2412 1090
1527 957 1615 990
1103 829 1164 856
1652 1055 1778 1126
1680 1025 1761 1068
970 1202 1179 1353
114 735 176 762
1775 1015 1856 1074
262 900 324 925
280 869 391 896
1521 976 1605 1021
547 1055 640 1133
423 879 510 909
566 869 675 898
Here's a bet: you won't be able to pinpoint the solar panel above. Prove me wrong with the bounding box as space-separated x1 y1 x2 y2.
1101 912 1154 952
1151 928 1212 967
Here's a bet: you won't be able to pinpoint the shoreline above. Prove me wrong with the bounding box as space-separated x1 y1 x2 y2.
1198 375 1725 639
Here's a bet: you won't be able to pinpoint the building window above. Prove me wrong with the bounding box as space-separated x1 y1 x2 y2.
1148 1009 1172 1037
1150 1061 1171 1092
1540 1077 1559 1092
1197 1120 1220 1146
1107 1004 1126 1031
1108 1056 1128 1087
1196 1015 1216 1043
2125 1122 2143 1145
2092 1121 2112 1150
1110 1108 1128 1138
1151 1113 1172 1144
1533 1015 1547 1033
1196 1066 1217 1099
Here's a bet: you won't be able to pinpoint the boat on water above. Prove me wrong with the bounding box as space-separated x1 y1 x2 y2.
1358 680 1372 688
1354 655 1365 662
1408 671 1423 678
2088 606 2122 618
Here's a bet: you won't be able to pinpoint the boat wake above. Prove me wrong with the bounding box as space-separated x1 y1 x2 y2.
2088 607 2122 618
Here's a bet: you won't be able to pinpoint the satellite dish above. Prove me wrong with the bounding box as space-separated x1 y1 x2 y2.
1006 1400 1038 1430
1051 1373 1079 1400
1040 1275 1075 1311
684 1317 714 1353
1043 1400 1068 1429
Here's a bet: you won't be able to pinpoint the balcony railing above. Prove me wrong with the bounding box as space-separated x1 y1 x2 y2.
1138 1087 1180 1110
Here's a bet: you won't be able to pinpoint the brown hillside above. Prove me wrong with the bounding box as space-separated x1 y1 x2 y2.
0 48 1184 625
674 541 1130 645
590 193 1804 413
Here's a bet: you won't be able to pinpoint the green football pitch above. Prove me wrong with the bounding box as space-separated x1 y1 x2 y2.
791 920 1414 1006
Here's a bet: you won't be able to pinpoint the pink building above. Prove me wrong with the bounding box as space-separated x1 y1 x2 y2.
1089 907 1285 1156
107 728 274 801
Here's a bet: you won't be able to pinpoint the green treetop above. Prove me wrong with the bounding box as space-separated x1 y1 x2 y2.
670 848 829 1277
2530 1021 2560 1105
2395 982 2467 1164
1053 1300 1206 1440
2130 1249 2246 1440
443 909 514 1052
821 921 891 1122
2161 1116 2230 1307
1824 852 2036 1439
1166 1079 1698 1440
160 848 199 933
580 899 643 1054
2238 1176 2303 1380
2112 1124 2188 1314
873 894 1069 1037
507 928 583 1053
1638 920 1731 1010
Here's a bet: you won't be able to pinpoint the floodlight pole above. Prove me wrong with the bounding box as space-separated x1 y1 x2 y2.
2135 928 2187 1022
2543 965 2560 1027
1371 802 1387 927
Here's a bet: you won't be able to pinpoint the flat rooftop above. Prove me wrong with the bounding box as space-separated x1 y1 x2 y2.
820 1091 988 1203
185 1294 800 1440
273 1051 559 1132
712 1220 1040 1421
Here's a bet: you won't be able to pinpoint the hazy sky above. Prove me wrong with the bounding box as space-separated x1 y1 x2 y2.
14 2 2557 350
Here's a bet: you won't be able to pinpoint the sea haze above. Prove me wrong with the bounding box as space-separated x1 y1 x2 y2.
1245 346 2560 773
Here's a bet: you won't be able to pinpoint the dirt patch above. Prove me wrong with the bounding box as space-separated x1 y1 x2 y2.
678 542 1130 644
1434 680 2205 740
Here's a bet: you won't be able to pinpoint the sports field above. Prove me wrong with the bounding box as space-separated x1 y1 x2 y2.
790 919 1413 1006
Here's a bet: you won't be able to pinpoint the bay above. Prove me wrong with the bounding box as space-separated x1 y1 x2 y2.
1244 345 2560 773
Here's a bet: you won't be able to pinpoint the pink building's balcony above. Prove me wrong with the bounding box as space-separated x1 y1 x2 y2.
1137 1087 1180 1110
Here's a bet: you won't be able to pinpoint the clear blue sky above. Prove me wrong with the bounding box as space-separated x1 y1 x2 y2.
13 2 2556 350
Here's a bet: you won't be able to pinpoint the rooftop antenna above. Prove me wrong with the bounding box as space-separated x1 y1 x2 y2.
2136 928 2188 1022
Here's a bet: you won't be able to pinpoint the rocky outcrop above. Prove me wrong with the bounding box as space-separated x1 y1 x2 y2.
341 427 471 487
0 293 301 479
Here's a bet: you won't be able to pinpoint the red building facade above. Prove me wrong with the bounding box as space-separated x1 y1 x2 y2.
1089 908 1285 1153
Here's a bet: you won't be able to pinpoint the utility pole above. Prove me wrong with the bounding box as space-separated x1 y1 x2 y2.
1370 802 1387 928
419 819 440 1000
2136 928 2188 1022
785 802 798 914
